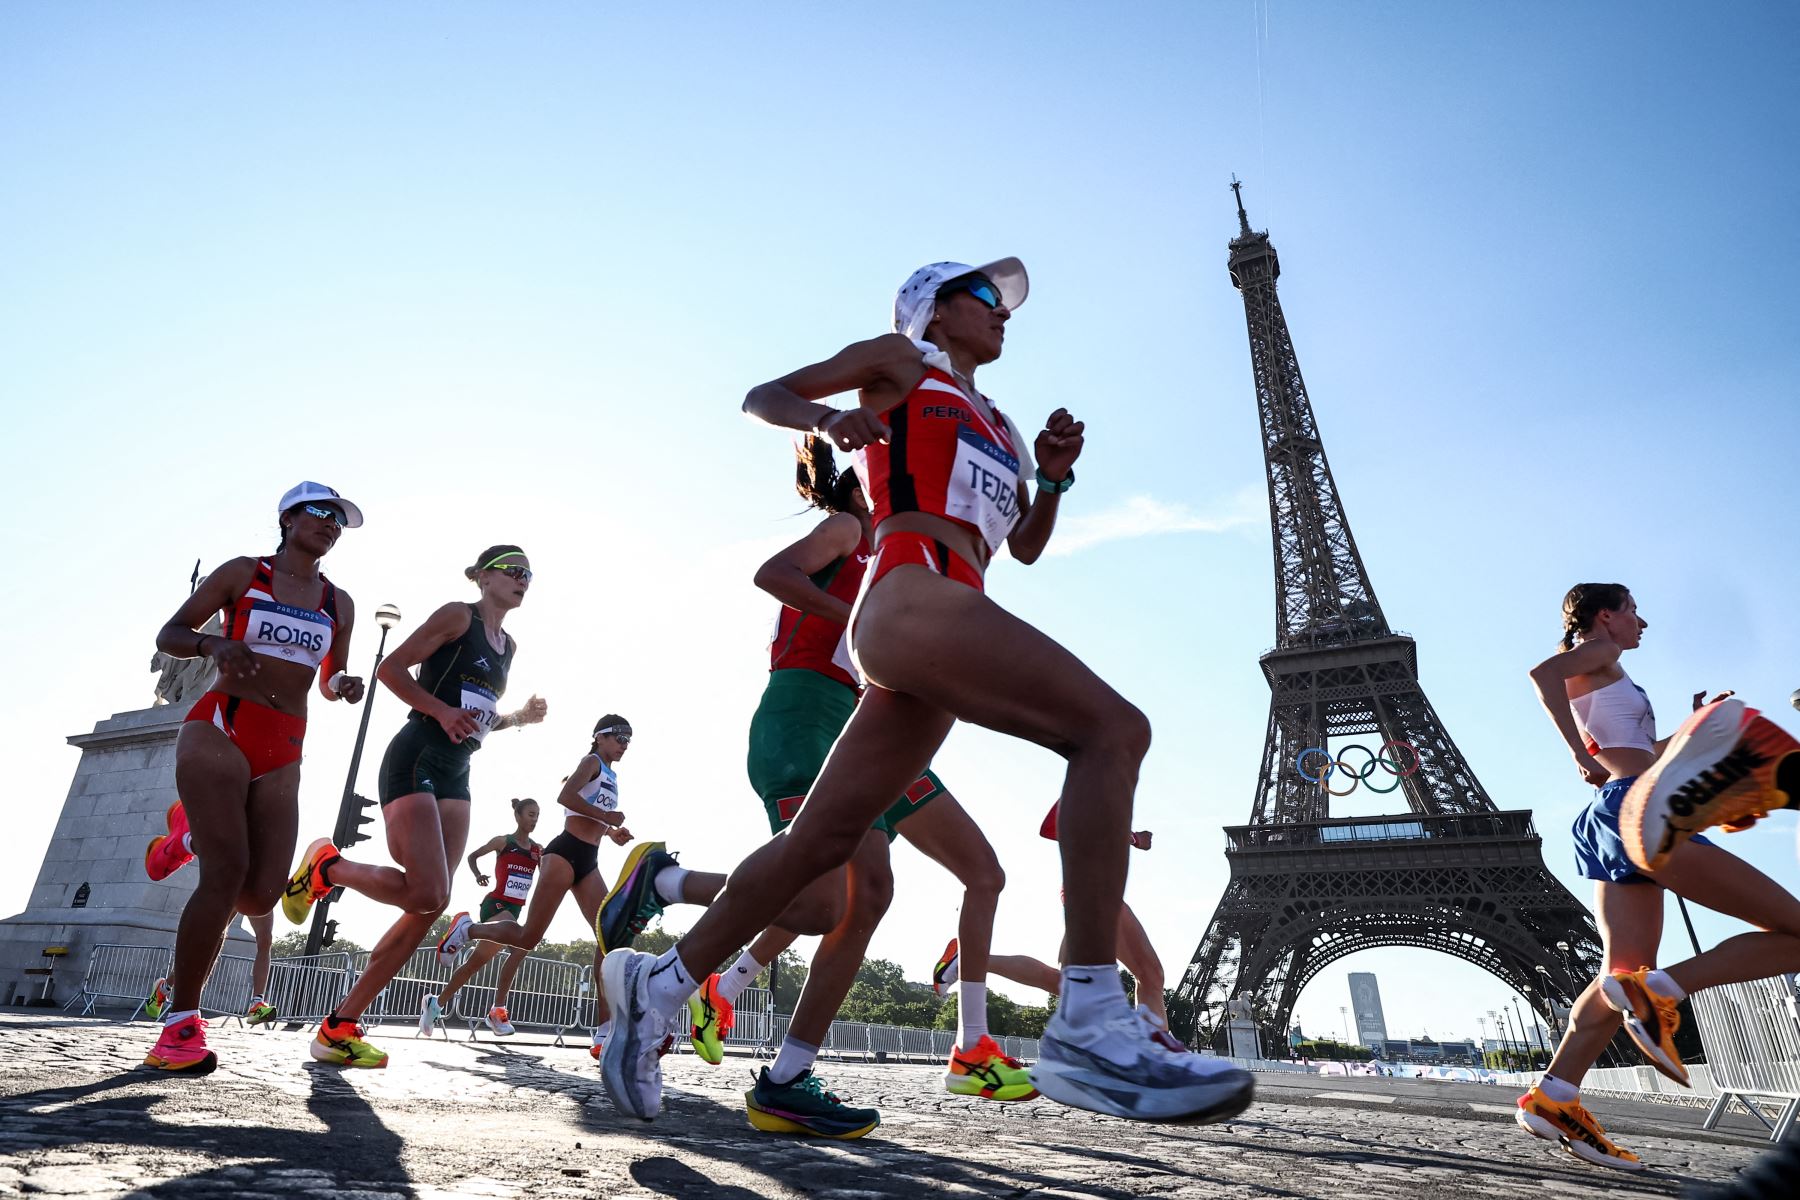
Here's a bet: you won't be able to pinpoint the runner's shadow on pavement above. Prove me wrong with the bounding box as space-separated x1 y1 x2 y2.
631 1157 765 1199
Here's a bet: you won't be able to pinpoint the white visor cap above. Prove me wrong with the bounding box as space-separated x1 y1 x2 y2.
279 480 364 528
892 257 1028 341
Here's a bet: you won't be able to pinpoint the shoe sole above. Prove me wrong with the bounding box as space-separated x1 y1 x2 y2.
688 993 725 1065
1599 975 1689 1086
597 843 662 954
1031 1059 1256 1124
436 913 471 969
944 1075 1039 1102
144 1051 218 1075
282 837 335 925
744 1097 878 1139
1621 700 1749 872
599 948 660 1121
1515 1108 1645 1171
308 1039 388 1068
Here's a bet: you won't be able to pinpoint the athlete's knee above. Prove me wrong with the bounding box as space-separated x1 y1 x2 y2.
850 857 895 922
1097 700 1152 762
196 849 250 897
236 883 283 916
961 855 1005 900
402 881 451 914
786 820 866 881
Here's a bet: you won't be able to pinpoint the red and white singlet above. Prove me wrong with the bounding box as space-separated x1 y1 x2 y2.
487 836 543 906
223 557 339 671
768 536 870 689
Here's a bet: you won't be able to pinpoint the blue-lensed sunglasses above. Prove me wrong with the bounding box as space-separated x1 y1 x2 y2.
301 503 346 526
941 278 1002 309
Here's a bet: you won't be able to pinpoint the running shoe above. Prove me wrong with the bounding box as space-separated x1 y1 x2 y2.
245 999 278 1027
436 911 472 968
932 938 960 997
1031 1004 1256 1123
1602 967 1689 1086
598 948 670 1120
944 1034 1038 1101
745 1066 880 1138
419 994 442 1038
590 1023 608 1061
144 800 194 882
1622 700 1798 872
281 837 340 925
145 976 170 1021
1515 1085 1644 1171
144 1013 217 1074
596 842 677 954
487 1006 515 1037
688 973 734 1065
1138 1004 1188 1054
311 1018 389 1068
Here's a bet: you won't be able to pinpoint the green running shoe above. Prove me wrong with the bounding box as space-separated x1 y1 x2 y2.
745 1067 880 1139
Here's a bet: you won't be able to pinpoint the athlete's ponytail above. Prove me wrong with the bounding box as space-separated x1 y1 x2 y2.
1558 582 1631 651
466 544 525 582
796 435 862 515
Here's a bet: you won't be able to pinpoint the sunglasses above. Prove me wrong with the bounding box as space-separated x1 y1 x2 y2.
494 565 533 583
941 278 1002 309
596 728 633 745
301 503 346 526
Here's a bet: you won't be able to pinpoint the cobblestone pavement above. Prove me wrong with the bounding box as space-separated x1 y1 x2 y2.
0 1014 1778 1198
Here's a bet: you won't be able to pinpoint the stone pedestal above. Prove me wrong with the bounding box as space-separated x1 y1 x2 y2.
1223 997 1263 1061
0 701 249 1007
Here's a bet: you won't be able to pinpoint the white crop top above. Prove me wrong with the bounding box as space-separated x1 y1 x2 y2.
576 756 620 813
1570 671 1656 755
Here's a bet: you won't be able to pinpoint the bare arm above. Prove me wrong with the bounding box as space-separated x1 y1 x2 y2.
1006 409 1084 565
316 590 365 703
753 513 864 625
376 602 481 743
157 558 261 683
1527 641 1618 786
555 757 623 825
467 836 504 886
743 334 925 451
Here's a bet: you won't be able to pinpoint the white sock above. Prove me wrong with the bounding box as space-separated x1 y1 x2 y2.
645 947 697 1016
248 995 264 1006
594 1019 612 1044
958 980 989 1047
181 832 194 854
1539 1073 1579 1102
769 1037 820 1085
716 950 765 1005
1058 964 1128 1026
163 1008 200 1026
653 866 691 905
1643 969 1686 1002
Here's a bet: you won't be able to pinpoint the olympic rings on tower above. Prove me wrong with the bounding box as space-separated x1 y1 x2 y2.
1293 741 1421 797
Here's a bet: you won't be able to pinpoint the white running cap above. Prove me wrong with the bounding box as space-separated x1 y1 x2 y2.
893 257 1028 341
278 481 364 528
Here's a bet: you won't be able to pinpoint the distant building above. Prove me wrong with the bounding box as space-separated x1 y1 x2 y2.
1348 972 1389 1045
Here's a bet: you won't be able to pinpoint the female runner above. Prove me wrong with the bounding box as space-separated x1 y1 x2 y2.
598 259 1254 1125
424 797 544 1036
281 544 546 1068
1514 583 1800 1171
143 482 365 1073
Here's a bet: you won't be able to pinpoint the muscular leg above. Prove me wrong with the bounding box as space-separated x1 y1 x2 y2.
333 796 470 1021
1115 903 1167 1026
468 856 575 951
168 724 256 1013
491 948 530 1009
1543 881 1662 1085
784 830 895 1050
439 941 504 1011
898 796 1004 987
988 953 1060 994
249 912 275 998
1650 840 1800 988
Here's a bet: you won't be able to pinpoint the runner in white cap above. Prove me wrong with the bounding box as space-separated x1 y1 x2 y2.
143 482 366 1073
596 259 1256 1127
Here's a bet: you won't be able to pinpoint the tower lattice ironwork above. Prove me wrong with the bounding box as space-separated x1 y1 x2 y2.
1173 184 1604 1052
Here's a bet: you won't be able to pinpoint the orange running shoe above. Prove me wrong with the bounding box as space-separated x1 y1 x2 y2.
932 938 960 998
486 1006 515 1036
1622 701 1798 873
687 973 734 1065
944 1034 1038 1101
1602 967 1688 1086
1515 1085 1643 1171
144 1013 218 1075
145 801 195 882
144 976 170 1021
281 838 341 925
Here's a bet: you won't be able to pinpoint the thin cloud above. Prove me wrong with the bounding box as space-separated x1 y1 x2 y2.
1043 486 1263 557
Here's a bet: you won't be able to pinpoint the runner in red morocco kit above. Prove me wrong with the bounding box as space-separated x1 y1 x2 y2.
597 258 1256 1126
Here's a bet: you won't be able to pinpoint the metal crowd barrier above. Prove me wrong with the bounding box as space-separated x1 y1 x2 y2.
357 947 455 1028
1692 973 1800 1142
446 950 585 1045
264 952 355 1028
196 953 257 1025
65 944 172 1018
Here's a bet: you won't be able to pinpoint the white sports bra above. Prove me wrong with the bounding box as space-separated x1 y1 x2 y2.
576 755 619 813
1571 670 1656 755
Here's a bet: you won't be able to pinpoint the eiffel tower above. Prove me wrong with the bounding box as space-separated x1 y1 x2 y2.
1173 183 1604 1053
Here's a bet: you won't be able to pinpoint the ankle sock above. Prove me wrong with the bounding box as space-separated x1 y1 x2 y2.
645 947 697 1015
653 866 690 905
1643 968 1686 1002
162 1008 200 1026
716 950 765 1005
1058 964 1128 1026
181 832 194 855
769 1037 820 1086
1538 1073 1579 1102
595 1019 613 1043
957 980 989 1047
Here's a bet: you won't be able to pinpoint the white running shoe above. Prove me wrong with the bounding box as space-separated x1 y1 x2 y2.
486 1006 515 1037
1032 1003 1255 1123
1136 1004 1188 1054
435 912 473 968
599 948 669 1120
419 994 442 1038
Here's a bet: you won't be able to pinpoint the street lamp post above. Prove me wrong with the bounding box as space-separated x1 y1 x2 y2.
302 602 401 958
1340 1005 1353 1048
1513 993 1539 1063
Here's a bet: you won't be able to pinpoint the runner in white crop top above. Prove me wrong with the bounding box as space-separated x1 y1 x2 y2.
1570 672 1656 756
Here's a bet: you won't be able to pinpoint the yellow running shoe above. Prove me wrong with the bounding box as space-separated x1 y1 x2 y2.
310 1018 389 1068
281 838 341 925
687 973 733 1065
144 976 170 1021
1515 1085 1643 1171
1602 967 1689 1086
944 1034 1038 1101
245 999 278 1027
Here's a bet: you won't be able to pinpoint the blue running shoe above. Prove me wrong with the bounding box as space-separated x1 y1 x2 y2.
1031 1004 1255 1123
597 842 677 954
599 948 669 1121
745 1067 880 1139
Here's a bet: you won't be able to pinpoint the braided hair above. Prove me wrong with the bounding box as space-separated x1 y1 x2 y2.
1558 583 1631 651
795 435 862 515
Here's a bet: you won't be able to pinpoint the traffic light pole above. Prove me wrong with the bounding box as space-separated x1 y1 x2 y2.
303 619 396 958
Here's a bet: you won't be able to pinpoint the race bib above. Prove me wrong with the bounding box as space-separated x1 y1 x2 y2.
945 425 1023 552
244 599 333 664
461 682 501 743
502 867 532 900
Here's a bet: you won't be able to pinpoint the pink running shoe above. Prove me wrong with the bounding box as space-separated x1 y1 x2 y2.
144 1013 218 1074
145 801 195 882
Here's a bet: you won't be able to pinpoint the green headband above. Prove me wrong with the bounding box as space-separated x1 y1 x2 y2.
481 551 527 570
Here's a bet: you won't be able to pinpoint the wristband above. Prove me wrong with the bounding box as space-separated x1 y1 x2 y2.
328 671 347 693
196 633 215 658
1035 467 1075 494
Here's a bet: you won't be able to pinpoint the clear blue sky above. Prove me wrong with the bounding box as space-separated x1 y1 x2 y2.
3 3 1797 1045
